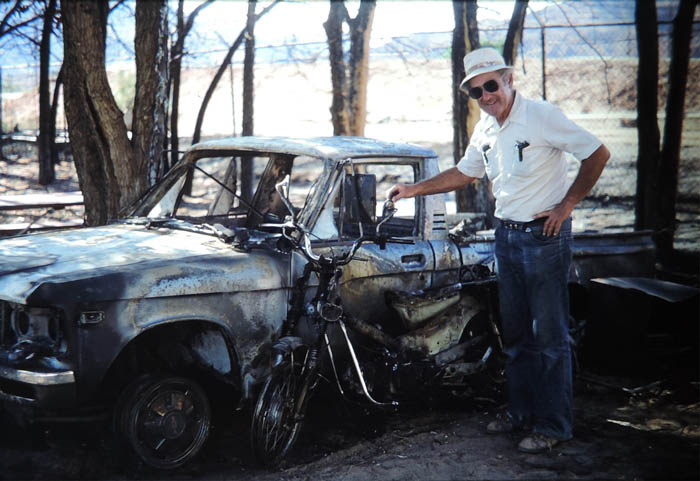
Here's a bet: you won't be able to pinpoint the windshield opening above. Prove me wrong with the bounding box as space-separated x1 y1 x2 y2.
133 151 324 231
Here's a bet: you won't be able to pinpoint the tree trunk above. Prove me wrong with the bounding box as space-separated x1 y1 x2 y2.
62 0 167 226
38 0 57 186
452 0 490 220
656 0 698 256
324 1 350 135
324 0 375 136
50 64 64 166
464 0 528 226
170 0 213 171
634 0 660 232
0 67 4 160
170 0 185 172
503 0 528 65
133 0 168 184
347 0 375 136
241 0 256 201
62 0 131 225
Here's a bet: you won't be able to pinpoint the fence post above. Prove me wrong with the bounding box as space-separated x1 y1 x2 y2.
0 66 3 135
529 9 547 101
541 25 546 100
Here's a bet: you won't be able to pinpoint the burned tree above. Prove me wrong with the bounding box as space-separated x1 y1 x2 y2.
241 0 256 201
451 0 528 226
190 0 279 146
61 0 168 225
451 0 481 214
634 0 660 234
634 0 698 258
503 0 528 66
188 0 278 197
324 0 376 136
38 0 57 185
169 0 213 172
0 1 56 181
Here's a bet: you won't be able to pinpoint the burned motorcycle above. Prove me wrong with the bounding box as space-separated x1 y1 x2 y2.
249 178 505 465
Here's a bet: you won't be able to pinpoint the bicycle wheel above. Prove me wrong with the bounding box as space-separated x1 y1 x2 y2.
250 349 311 465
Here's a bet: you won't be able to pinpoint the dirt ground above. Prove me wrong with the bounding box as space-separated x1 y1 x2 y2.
1 146 699 481
0 368 698 481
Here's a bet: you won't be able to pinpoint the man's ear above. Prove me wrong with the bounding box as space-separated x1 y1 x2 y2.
505 72 514 87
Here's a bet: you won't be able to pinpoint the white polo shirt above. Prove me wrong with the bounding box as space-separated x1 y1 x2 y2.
456 92 602 222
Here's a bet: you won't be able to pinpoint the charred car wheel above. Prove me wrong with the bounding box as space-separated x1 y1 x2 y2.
250 350 310 465
115 374 211 470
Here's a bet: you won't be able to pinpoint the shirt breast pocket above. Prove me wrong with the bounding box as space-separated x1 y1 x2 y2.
511 141 545 177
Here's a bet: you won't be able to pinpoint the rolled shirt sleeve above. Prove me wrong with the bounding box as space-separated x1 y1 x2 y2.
542 103 601 161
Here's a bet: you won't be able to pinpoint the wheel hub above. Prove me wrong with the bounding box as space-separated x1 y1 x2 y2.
162 410 187 439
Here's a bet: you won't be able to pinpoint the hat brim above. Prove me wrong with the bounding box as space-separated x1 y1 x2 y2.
460 65 514 91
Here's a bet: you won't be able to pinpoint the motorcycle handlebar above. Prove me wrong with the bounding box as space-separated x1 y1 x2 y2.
291 227 410 267
285 202 409 267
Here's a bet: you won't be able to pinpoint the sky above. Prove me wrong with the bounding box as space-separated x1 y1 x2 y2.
179 0 540 53
0 0 548 69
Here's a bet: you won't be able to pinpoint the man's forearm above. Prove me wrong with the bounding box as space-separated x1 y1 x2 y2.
412 167 476 196
560 144 610 211
535 144 610 236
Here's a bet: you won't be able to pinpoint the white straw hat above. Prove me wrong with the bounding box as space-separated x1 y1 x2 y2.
459 47 513 90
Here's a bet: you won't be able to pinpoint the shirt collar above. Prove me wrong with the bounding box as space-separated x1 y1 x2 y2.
507 91 527 126
482 91 526 132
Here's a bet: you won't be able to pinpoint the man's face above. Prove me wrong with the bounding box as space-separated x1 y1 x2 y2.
468 70 514 122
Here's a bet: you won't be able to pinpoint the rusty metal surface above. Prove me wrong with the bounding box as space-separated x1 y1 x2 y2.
398 295 483 357
187 136 437 161
0 225 289 304
0 136 443 412
591 277 698 303
451 229 656 284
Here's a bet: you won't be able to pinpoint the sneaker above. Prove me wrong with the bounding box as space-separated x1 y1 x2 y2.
517 433 559 453
486 412 516 434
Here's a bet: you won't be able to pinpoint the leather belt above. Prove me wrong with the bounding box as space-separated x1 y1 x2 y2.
499 217 546 231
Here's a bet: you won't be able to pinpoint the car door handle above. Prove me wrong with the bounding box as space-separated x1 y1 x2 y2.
401 254 425 267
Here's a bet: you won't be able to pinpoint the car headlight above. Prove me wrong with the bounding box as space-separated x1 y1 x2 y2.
1 301 64 347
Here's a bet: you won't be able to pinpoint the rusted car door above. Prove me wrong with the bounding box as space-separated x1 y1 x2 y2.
294 160 435 323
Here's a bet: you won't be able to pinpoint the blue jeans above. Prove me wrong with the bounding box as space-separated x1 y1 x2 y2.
495 218 573 441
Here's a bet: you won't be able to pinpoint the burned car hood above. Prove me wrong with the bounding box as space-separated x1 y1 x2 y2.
0 224 288 304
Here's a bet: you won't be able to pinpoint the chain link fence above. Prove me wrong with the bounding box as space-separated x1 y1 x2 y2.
1 15 698 250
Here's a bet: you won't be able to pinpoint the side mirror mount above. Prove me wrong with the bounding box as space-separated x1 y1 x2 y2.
376 199 396 235
275 175 295 220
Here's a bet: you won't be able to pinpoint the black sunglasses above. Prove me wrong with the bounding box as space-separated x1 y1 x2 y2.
467 79 500 99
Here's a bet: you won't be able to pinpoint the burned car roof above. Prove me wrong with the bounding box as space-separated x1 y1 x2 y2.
186 136 437 161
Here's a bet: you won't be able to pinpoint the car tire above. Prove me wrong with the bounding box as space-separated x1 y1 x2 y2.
113 373 211 470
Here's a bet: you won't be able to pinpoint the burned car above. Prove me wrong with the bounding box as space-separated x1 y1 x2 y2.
0 136 467 469
0 136 661 469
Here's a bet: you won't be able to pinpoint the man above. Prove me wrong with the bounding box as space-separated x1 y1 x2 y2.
387 47 610 453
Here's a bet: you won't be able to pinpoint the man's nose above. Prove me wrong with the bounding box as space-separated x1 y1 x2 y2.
481 89 496 101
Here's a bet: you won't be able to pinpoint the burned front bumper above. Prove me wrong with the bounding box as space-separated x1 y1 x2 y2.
0 360 76 406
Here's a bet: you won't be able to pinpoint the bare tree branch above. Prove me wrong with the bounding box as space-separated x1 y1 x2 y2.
183 0 214 37
109 0 127 14
108 21 133 55
0 13 41 40
0 0 27 36
191 0 281 145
